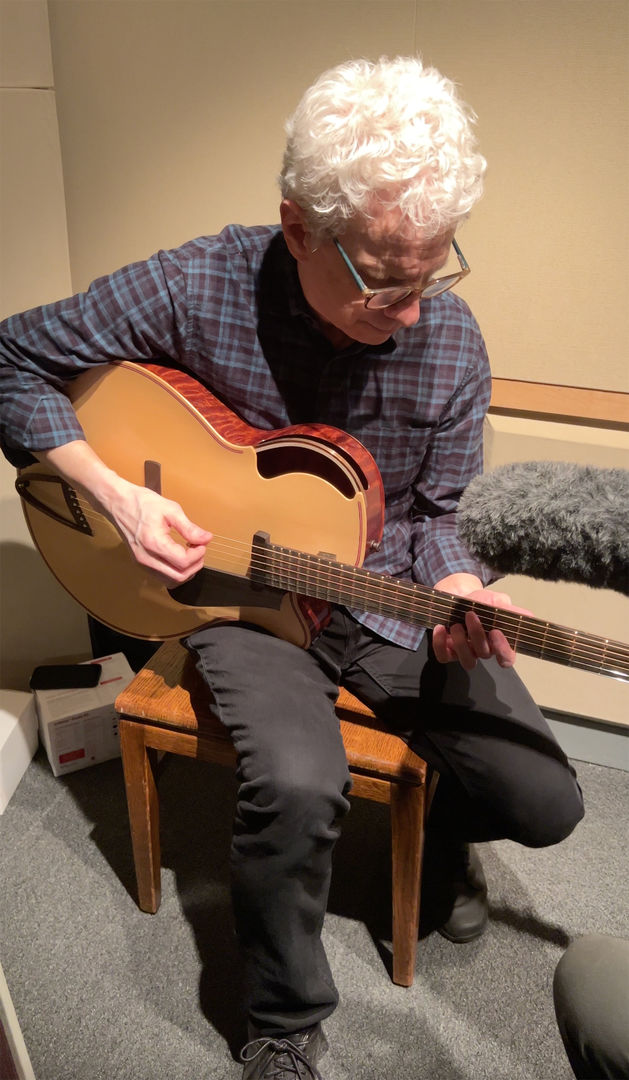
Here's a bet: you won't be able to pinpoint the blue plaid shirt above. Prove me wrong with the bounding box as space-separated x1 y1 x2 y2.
0 224 493 648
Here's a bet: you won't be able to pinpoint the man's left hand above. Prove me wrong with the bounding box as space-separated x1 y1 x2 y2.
432 576 533 670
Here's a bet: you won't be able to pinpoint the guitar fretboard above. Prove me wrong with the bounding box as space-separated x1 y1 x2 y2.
252 539 629 683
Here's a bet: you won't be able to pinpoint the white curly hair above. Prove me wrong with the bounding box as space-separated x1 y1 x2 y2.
280 56 486 240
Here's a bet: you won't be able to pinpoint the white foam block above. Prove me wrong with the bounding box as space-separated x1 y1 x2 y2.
0 690 38 814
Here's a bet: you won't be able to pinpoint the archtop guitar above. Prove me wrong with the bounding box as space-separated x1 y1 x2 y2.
15 362 629 683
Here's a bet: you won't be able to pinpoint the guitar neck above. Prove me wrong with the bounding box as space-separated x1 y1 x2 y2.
254 538 629 683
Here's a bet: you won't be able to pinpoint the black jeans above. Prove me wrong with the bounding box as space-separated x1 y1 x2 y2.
185 608 584 1035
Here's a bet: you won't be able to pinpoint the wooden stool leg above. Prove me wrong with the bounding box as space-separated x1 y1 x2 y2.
390 782 426 987
119 719 162 913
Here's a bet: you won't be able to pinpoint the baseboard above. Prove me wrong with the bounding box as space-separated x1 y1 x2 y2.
544 710 629 771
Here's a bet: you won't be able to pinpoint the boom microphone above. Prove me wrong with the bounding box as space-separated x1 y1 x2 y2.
457 461 629 596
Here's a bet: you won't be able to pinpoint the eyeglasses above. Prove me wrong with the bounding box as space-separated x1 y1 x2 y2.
333 236 470 310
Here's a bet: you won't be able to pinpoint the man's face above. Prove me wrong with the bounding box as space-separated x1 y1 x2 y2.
286 205 455 349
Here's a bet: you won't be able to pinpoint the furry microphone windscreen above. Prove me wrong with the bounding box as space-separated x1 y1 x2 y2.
457 461 629 596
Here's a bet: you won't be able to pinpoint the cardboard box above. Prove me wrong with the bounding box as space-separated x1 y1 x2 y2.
35 653 134 776
0 690 38 813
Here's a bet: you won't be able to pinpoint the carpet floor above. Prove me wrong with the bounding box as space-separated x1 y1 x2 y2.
0 747 627 1080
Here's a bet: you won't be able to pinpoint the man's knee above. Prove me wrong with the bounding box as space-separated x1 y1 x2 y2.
237 743 351 845
512 764 584 848
268 758 350 819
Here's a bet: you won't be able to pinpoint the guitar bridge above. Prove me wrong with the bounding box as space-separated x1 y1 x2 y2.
15 473 93 535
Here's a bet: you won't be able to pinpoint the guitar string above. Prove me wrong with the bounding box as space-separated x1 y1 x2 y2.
161 532 629 662
238 552 629 669
194 552 629 670
51 494 625 666
54 499 629 666
50 498 629 669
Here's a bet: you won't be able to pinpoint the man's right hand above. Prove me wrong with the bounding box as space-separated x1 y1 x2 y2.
37 440 212 585
103 477 212 584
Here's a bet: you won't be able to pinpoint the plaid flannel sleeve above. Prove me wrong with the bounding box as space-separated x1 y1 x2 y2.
0 248 190 467
410 338 496 589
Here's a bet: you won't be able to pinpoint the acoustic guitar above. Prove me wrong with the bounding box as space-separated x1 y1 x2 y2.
16 362 629 683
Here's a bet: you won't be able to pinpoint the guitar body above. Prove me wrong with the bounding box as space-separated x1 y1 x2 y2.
17 363 384 645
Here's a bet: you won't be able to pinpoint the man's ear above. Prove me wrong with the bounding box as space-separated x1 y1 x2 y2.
280 199 315 261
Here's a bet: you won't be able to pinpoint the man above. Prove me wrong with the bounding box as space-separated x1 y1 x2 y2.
1 57 584 1079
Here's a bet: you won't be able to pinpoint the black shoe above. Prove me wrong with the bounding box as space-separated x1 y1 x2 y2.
437 841 488 943
240 1023 328 1079
423 838 488 943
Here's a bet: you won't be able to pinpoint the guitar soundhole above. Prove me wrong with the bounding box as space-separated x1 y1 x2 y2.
256 445 358 498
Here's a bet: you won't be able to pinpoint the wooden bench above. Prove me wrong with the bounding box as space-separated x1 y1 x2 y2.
115 639 433 986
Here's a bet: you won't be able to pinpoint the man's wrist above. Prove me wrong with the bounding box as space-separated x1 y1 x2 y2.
433 572 483 597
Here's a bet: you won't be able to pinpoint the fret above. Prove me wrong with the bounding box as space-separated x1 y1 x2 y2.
568 629 579 668
348 565 367 609
379 573 390 616
601 638 609 670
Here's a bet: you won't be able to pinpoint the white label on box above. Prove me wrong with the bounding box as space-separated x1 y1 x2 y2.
53 710 119 768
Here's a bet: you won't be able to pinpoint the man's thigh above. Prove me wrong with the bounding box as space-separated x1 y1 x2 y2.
184 622 348 788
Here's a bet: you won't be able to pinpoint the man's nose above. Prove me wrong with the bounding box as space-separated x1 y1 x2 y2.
386 293 421 327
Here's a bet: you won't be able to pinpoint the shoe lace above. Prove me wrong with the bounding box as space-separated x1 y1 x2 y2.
240 1036 323 1079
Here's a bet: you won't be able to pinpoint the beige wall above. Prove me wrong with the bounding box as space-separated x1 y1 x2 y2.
0 0 89 688
415 0 629 392
0 0 71 313
48 0 417 281
47 0 628 391
1 0 628 706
